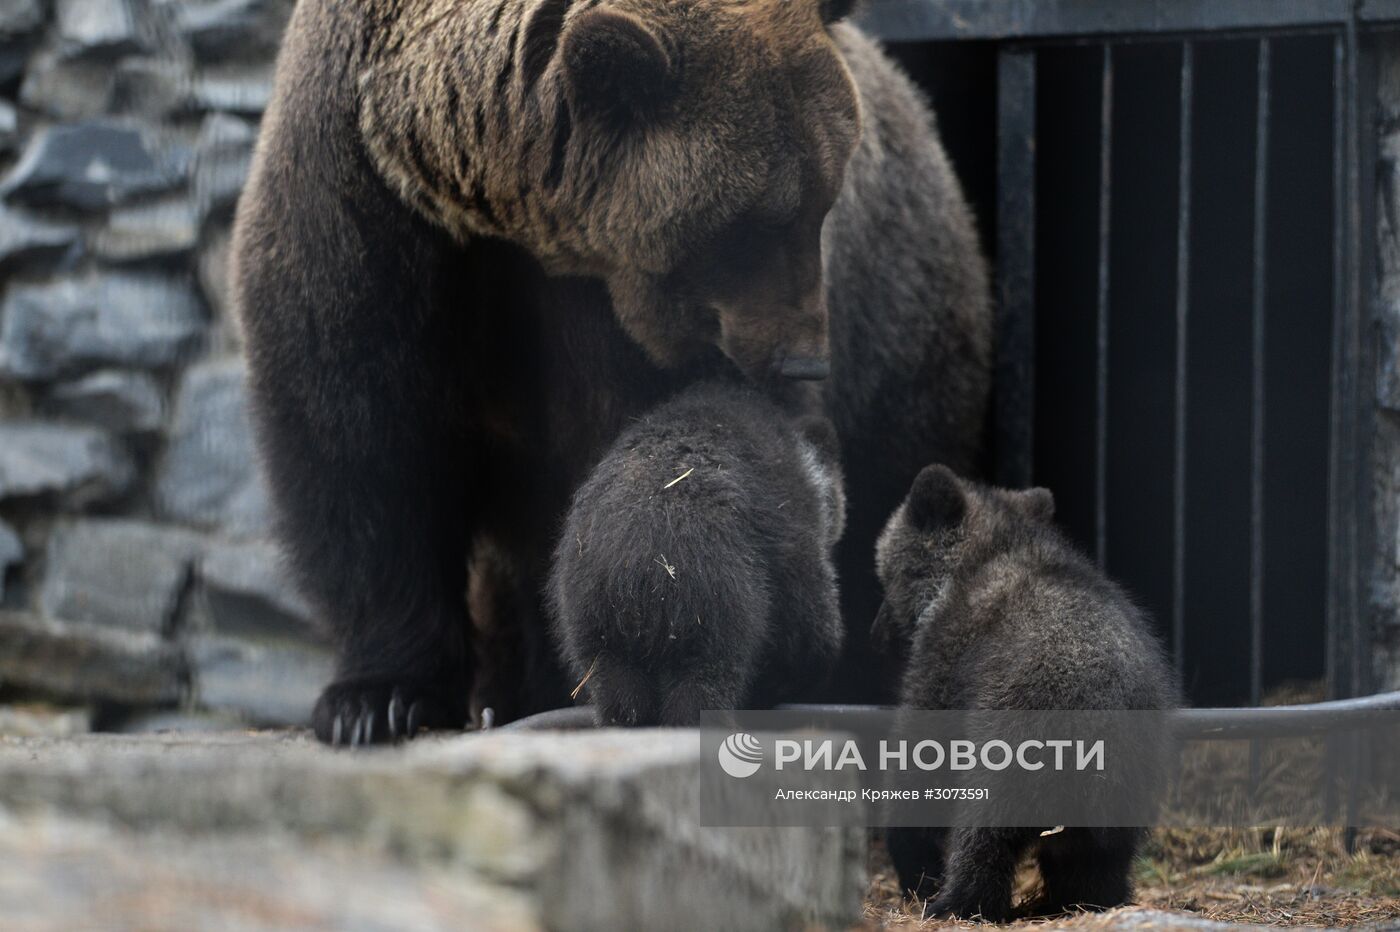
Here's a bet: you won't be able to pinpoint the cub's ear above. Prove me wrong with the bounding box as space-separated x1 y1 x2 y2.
1019 487 1056 523
820 0 863 24
562 9 679 121
796 415 841 462
908 464 965 532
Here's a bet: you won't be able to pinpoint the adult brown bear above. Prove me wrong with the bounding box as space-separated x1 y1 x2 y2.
232 0 991 744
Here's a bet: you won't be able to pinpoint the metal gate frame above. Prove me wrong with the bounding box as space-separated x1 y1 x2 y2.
445 2 1400 837
856 0 1400 710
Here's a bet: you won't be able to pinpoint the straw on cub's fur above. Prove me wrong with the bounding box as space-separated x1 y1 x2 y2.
550 381 846 724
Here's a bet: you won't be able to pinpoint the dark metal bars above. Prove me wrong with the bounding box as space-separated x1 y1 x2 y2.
873 0 1389 831
1173 43 1194 675
1250 39 1272 710
1095 45 1113 568
859 0 1400 43
994 50 1038 489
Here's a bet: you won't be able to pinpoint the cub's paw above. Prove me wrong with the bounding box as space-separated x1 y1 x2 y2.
924 886 1013 924
312 679 464 747
583 656 743 727
584 656 658 727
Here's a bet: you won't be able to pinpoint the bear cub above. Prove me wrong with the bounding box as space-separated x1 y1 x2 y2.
874 465 1178 921
549 381 846 726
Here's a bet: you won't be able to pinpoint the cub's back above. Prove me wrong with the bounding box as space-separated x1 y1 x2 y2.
911 542 1177 713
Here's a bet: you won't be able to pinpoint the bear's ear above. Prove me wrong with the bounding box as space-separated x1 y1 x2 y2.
908 464 965 532
796 415 841 462
820 0 863 24
1019 487 1056 523
562 9 679 122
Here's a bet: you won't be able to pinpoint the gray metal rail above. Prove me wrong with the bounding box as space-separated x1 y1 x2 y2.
492 690 1400 738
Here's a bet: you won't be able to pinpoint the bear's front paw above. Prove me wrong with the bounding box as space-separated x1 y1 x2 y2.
313 679 464 747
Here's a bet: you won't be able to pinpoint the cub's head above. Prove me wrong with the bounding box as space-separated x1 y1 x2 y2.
872 465 1056 650
552 0 863 383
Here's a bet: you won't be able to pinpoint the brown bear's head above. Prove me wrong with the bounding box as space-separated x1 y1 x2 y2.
872 465 1057 651
556 0 863 383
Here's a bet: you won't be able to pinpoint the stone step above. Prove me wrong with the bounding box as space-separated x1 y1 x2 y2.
0 730 866 931
0 814 538 932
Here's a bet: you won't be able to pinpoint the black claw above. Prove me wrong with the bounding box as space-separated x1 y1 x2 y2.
350 713 364 747
331 713 344 746
363 708 376 745
388 691 405 739
407 701 423 737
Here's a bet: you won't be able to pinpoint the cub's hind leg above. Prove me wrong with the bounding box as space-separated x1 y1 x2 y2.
925 826 1039 922
885 826 949 902
1031 827 1140 915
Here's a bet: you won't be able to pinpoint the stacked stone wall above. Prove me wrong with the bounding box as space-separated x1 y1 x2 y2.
0 0 329 731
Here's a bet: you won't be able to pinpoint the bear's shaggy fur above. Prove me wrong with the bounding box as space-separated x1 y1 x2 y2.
548 381 845 725
874 466 1179 921
232 0 992 744
354 0 865 379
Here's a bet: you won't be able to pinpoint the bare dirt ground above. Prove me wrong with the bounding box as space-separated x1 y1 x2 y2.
859 828 1400 928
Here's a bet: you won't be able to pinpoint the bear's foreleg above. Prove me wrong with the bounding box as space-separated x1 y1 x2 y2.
231 0 479 745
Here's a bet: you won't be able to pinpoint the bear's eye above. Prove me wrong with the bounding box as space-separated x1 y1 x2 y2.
665 211 795 299
711 223 782 276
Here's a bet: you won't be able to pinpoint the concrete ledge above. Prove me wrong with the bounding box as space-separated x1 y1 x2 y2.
0 730 866 931
0 815 539 932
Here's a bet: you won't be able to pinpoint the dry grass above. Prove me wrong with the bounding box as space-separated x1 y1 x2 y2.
859 828 1400 928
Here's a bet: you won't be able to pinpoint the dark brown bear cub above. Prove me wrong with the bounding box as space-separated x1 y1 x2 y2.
549 381 845 726
874 465 1178 922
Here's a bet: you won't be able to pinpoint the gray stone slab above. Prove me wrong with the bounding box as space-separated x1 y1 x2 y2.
189 634 328 726
0 730 866 930
45 369 166 433
0 421 135 505
117 710 244 734
91 194 201 262
0 272 205 380
16 49 115 120
0 121 188 210
0 518 20 600
168 0 293 62
198 538 313 637
0 611 185 705
55 0 148 59
0 98 17 152
0 0 42 36
156 357 269 536
107 56 194 118
0 704 91 737
0 38 30 86
189 62 272 113
198 223 237 344
193 111 255 219
0 206 82 268
0 814 540 932
41 519 205 634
